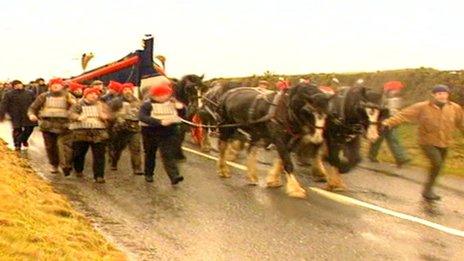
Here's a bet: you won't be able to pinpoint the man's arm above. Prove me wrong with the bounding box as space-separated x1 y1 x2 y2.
69 103 82 121
139 102 162 126
0 92 12 120
455 104 464 133
383 102 424 128
27 93 46 118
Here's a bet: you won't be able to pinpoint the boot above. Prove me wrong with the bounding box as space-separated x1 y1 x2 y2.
95 177 106 183
171 175 184 185
62 168 72 177
51 165 60 174
422 189 441 201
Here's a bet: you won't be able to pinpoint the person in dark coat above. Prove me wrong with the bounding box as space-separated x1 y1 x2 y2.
33 78 49 97
0 80 37 150
139 82 185 185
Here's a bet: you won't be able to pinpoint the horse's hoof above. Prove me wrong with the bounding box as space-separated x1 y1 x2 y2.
218 171 231 178
247 176 258 185
286 188 307 198
324 183 347 192
266 180 283 188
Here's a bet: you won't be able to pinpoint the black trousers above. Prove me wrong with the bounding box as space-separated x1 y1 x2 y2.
420 145 448 192
12 126 34 148
73 141 106 179
141 128 180 181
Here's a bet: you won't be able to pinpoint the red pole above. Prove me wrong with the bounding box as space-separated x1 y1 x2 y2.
71 55 140 83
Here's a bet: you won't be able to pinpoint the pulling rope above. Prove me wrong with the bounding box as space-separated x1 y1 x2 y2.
178 117 269 129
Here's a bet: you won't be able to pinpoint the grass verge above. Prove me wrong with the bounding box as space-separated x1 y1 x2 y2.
361 124 464 177
0 140 125 260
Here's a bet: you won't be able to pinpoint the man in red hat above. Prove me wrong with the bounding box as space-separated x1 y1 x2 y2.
139 82 185 185
69 87 110 183
107 82 143 175
101 80 121 104
368 81 410 167
28 78 76 174
68 82 86 99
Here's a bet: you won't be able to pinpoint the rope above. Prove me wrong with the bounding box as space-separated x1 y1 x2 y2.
178 117 269 129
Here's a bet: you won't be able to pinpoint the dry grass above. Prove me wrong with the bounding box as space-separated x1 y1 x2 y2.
0 141 126 260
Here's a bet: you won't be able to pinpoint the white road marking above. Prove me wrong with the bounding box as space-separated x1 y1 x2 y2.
182 146 464 238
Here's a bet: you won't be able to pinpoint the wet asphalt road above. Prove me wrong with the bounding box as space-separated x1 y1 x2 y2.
1 122 463 260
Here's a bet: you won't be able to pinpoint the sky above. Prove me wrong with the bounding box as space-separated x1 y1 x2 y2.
1 0 464 81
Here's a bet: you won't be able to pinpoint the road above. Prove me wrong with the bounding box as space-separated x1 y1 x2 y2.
1 122 463 260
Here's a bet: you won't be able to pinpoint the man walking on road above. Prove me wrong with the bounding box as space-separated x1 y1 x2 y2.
108 82 143 175
28 78 75 175
139 82 185 185
0 80 36 151
382 84 464 201
369 81 410 167
69 87 110 183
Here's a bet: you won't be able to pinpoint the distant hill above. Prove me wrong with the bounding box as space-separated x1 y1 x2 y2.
208 68 464 106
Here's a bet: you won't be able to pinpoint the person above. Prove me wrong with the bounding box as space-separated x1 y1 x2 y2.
34 78 48 97
276 77 290 91
101 81 120 104
139 82 185 185
69 87 110 183
257 80 270 90
102 81 122 166
68 81 85 99
28 78 75 175
368 81 410 167
0 80 36 151
107 82 143 175
382 84 464 201
0 82 7 103
90 80 106 95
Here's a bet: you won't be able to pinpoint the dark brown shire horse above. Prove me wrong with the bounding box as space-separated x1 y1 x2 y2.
306 85 384 190
197 81 242 152
216 83 332 198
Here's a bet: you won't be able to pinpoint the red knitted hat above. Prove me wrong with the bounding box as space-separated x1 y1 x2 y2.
48 78 64 87
83 87 101 97
383 81 404 91
121 82 135 93
150 83 173 97
68 82 85 92
108 81 123 93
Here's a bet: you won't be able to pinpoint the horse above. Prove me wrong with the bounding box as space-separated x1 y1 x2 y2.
302 85 384 190
197 81 242 152
171 74 208 158
216 83 332 198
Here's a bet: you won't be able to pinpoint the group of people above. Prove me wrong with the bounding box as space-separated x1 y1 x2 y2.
1 76 463 201
0 77 185 185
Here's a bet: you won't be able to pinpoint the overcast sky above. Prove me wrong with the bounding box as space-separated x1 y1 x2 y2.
1 0 464 81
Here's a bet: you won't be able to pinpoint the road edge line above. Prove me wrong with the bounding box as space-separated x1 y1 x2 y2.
182 146 464 238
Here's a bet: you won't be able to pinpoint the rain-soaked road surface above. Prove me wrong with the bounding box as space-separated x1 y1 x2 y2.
1 122 463 260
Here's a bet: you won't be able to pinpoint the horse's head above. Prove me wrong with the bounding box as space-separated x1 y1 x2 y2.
352 86 383 142
177 74 208 107
288 83 333 144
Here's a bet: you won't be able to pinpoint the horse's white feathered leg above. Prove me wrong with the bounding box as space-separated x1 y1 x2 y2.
217 140 231 178
266 158 283 187
246 146 259 185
